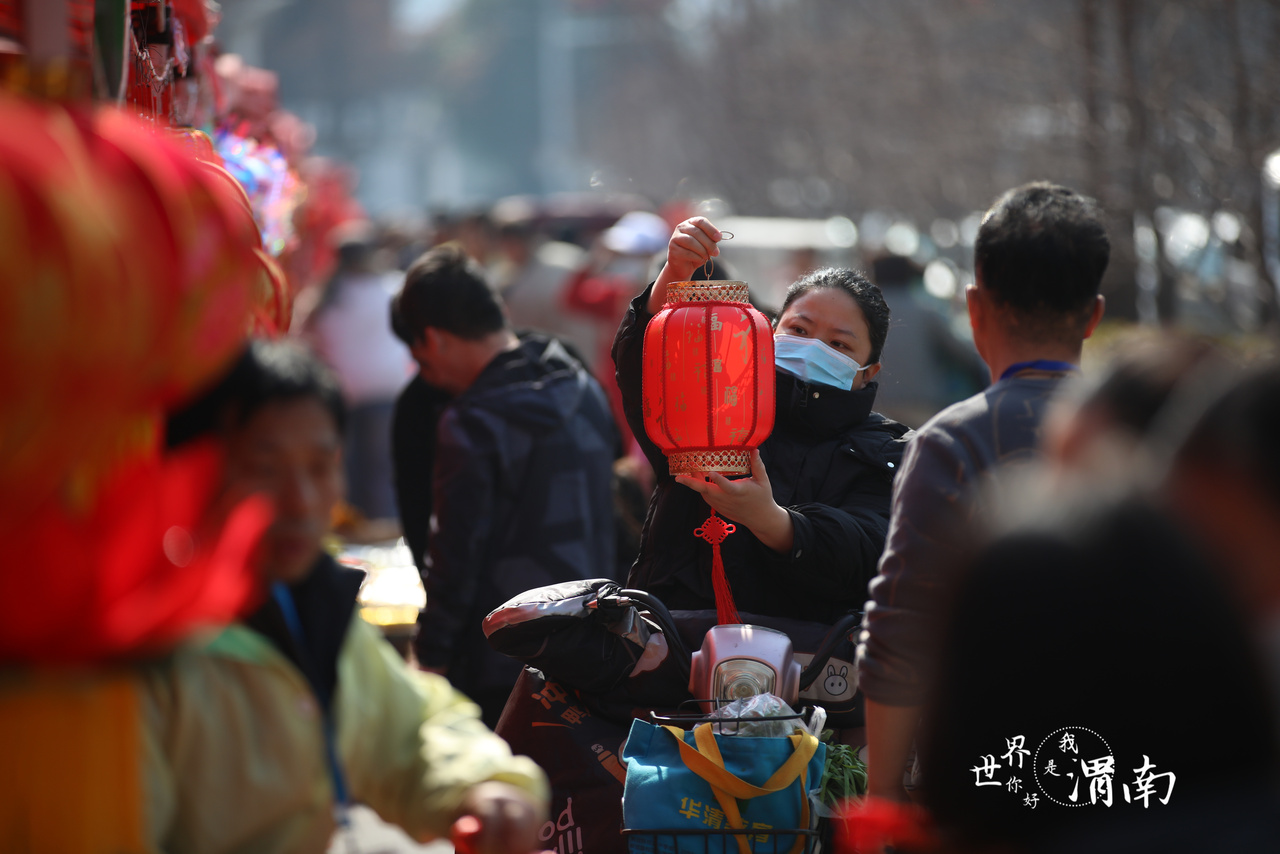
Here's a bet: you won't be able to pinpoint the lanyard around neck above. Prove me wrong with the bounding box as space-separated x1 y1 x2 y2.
999 359 1080 382
271 582 351 814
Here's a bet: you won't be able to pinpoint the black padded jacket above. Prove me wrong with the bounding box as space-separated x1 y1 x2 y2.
413 335 618 699
613 285 912 624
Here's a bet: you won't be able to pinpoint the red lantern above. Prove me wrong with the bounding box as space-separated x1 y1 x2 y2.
642 280 775 623
0 94 268 663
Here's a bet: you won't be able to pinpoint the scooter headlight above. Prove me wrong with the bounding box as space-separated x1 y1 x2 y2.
713 659 777 704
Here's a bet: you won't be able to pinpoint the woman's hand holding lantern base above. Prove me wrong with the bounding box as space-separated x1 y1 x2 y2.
674 450 796 554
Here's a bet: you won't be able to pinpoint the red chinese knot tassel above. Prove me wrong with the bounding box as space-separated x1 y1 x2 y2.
693 508 741 625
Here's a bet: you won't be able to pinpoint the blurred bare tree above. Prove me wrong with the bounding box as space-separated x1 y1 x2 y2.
233 0 1280 326
1082 0 1280 327
583 0 1280 326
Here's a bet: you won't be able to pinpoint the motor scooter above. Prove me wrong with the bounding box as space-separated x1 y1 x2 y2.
483 580 864 854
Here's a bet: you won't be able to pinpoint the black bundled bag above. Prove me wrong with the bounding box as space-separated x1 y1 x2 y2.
484 579 690 721
483 579 640 693
487 582 695 854
484 580 864 727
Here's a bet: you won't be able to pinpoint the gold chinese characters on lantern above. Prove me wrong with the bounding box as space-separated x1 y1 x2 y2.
642 280 775 476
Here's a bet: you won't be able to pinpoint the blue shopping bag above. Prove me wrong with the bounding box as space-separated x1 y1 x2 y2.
621 718 826 854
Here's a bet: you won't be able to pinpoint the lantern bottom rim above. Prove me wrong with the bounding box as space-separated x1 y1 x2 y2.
667 449 752 476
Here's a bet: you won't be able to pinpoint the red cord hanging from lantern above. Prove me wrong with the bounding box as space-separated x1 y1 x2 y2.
641 280 775 624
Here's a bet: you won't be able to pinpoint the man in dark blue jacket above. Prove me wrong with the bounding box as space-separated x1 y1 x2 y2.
392 244 618 726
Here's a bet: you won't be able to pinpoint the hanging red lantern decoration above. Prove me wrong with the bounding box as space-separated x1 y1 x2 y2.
641 280 775 624
0 93 269 663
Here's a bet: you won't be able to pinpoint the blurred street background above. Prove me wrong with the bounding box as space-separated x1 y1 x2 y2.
219 0 1280 424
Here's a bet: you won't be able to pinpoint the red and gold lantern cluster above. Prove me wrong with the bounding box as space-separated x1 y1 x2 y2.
0 94 272 663
0 9 279 840
642 280 776 623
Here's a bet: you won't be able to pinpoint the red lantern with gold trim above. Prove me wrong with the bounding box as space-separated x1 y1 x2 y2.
641 280 775 623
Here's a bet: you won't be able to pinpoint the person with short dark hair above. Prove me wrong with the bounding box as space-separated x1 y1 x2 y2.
391 244 618 726
1041 331 1221 481
392 244 510 345
973 182 1111 347
612 218 911 624
1163 362 1280 725
856 182 1109 805
141 339 549 853
919 497 1280 852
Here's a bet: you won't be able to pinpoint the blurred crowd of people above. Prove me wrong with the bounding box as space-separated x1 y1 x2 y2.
5 8 1280 849
346 184 1280 852
290 199 688 569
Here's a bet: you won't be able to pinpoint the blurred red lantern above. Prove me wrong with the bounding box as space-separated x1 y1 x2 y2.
642 280 775 623
0 94 268 663
249 247 294 336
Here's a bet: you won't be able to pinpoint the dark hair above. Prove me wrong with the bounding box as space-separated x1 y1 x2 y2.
390 243 507 345
975 182 1110 341
164 339 345 445
1070 333 1220 439
331 220 377 271
308 223 377 321
775 268 890 364
919 498 1277 849
1173 362 1280 508
234 339 346 435
166 346 252 448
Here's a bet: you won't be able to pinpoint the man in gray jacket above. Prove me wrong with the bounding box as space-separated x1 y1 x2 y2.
856 182 1109 804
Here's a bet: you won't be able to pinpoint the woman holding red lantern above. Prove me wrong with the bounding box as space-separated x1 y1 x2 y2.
613 217 911 624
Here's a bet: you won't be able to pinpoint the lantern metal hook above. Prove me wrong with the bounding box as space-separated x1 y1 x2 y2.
703 230 734 280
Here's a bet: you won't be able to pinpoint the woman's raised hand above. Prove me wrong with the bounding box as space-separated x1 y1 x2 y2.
647 217 722 314
665 217 721 281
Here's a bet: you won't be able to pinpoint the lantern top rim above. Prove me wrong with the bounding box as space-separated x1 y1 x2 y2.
665 280 751 306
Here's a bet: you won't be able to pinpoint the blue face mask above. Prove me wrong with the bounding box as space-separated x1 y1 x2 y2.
773 334 870 390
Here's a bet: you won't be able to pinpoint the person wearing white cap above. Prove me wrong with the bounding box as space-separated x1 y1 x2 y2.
599 210 670 256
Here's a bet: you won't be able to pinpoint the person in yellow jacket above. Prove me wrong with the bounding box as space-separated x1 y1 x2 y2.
139 339 548 853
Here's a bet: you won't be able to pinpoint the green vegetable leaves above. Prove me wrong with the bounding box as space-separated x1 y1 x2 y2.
818 740 868 806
